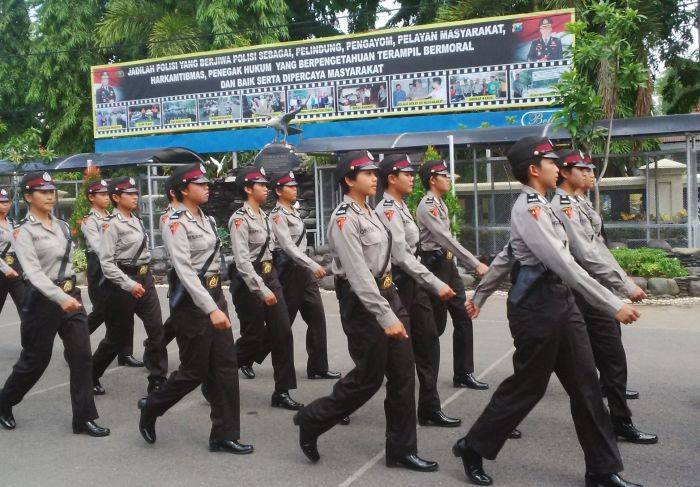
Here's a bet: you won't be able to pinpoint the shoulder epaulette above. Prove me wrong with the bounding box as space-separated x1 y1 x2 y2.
234 208 245 215
425 196 435 204
382 199 395 207
169 210 184 220
559 194 571 204
106 214 117 220
12 218 27 229
335 203 349 216
526 193 539 204
271 206 280 213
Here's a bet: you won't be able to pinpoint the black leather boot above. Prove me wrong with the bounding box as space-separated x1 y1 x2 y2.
137 398 157 444
453 374 489 390
307 370 341 380
118 354 144 367
418 410 462 427
585 472 643 487
509 428 522 439
93 380 106 395
452 438 493 485
72 420 110 437
293 413 320 462
386 453 439 472
271 391 304 410
239 365 255 379
209 438 254 454
0 402 16 430
612 418 658 444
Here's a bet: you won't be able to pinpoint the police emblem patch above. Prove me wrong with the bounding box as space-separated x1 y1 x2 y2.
337 216 346 230
384 210 395 221
528 206 541 220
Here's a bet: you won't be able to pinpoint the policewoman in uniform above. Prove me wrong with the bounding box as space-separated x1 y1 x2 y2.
91 177 168 395
580 155 642 401
269 171 340 381
455 137 642 487
0 172 109 437
294 151 438 472
375 154 461 428
416 160 490 390
82 180 142 368
138 164 252 454
551 150 657 445
0 188 25 315
229 166 301 410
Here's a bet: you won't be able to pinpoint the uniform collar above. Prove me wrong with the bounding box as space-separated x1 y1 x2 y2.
555 187 575 198
242 201 265 220
382 191 407 210
342 194 366 214
521 185 548 204
275 202 295 216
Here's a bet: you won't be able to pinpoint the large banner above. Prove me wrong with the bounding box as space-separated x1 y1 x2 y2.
91 9 574 139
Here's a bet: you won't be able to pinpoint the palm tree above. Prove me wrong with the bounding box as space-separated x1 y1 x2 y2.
97 0 290 58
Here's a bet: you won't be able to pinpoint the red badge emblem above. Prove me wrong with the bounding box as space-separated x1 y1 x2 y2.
12 229 20 240
337 216 346 231
102 223 109 231
160 214 168 224
430 207 439 217
562 207 573 219
272 215 281 224
234 219 244 230
169 222 180 235
528 207 541 220
384 210 395 221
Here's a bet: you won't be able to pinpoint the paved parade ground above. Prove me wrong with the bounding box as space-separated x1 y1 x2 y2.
0 288 698 487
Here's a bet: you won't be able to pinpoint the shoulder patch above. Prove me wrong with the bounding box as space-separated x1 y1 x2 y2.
528 206 542 220
272 214 281 224
425 196 434 204
559 194 571 204
169 210 183 221
430 207 440 217
169 222 180 235
384 209 395 221
562 206 573 219
233 218 244 230
527 193 539 204
382 199 394 207
336 216 347 231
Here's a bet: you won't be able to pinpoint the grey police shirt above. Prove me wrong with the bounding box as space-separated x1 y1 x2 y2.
98 211 151 292
551 188 635 296
576 194 635 292
228 201 273 299
472 186 624 317
270 202 322 273
12 212 74 305
80 209 109 254
0 218 16 274
416 190 481 270
328 195 398 329
376 192 445 295
162 207 220 315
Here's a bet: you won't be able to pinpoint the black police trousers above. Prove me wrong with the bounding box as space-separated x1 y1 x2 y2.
574 291 632 421
278 262 329 376
0 284 98 424
144 284 241 441
0 264 25 317
232 265 297 392
297 277 417 457
462 280 623 474
86 253 133 356
395 275 441 414
423 252 474 376
92 270 167 382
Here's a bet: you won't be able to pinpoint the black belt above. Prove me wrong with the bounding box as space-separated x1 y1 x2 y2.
118 263 150 276
421 249 453 262
54 275 77 293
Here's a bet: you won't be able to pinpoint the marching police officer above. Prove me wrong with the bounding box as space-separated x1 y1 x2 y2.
82 180 142 368
454 137 642 487
375 154 461 428
527 17 563 62
269 171 341 381
229 166 302 410
416 160 489 390
138 164 252 454
293 151 438 472
0 172 109 437
91 177 168 394
551 149 657 445
0 188 24 315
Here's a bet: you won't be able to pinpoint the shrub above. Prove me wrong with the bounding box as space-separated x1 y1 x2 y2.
72 247 87 273
610 247 689 278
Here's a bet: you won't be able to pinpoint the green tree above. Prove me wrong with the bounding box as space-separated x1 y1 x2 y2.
0 0 34 142
68 165 105 238
97 0 290 58
552 1 648 211
285 0 343 40
657 56 700 115
0 127 55 168
26 0 111 155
